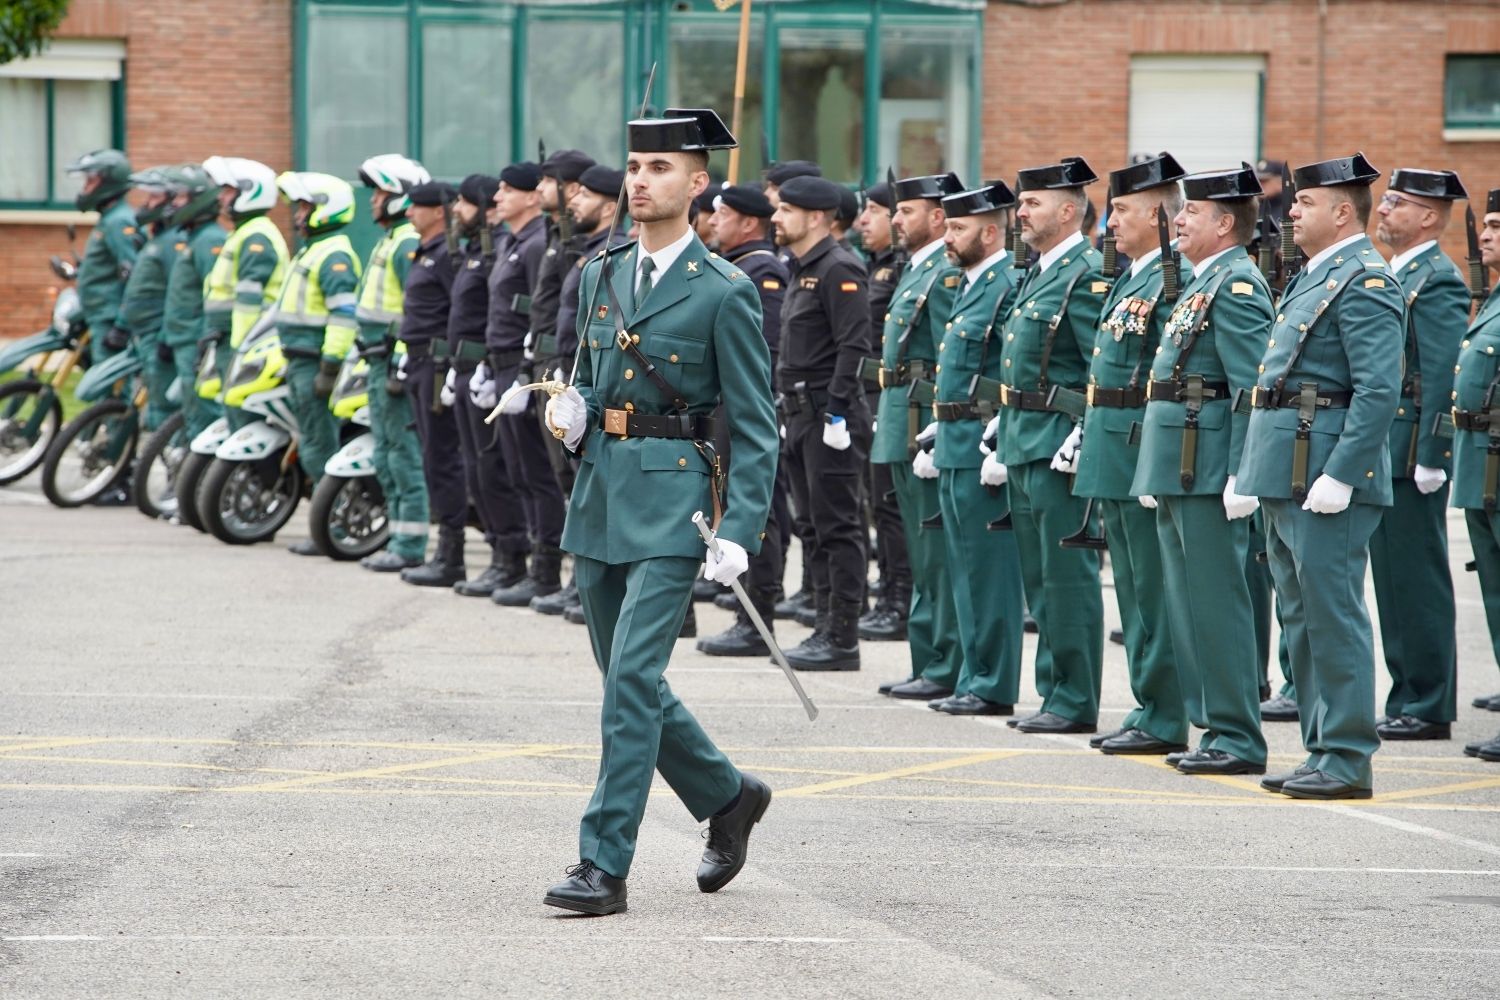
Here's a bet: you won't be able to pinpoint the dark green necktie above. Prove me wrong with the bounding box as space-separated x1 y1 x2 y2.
636 256 656 309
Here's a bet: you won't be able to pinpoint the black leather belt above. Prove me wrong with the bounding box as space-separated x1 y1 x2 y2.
1085 385 1146 408
996 386 1053 411
776 387 831 417
1453 409 1493 432
931 401 983 421
1145 379 1231 403
1250 385 1353 409
601 408 717 440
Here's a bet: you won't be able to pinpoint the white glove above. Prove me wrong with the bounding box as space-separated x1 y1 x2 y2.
498 379 531 416
980 452 1008 487
394 352 409 382
779 424 786 441
545 385 588 450
440 367 456 408
1413 464 1448 495
467 362 498 410
1050 424 1082 474
1138 494 1158 510
1223 475 1259 520
553 365 565 382
872 418 878 435
915 421 938 446
979 414 1001 456
522 330 536 361
1302 473 1353 514
823 416 851 451
912 448 939 480
703 537 749 585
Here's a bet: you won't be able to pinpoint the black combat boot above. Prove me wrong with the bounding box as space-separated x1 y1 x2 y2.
679 603 698 639
531 575 578 615
400 530 466 588
858 578 909 641
785 599 860 672
493 543 562 606
455 548 525 597
698 595 774 657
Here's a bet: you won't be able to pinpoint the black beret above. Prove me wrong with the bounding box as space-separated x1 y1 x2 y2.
541 149 595 183
1292 152 1379 190
765 160 821 186
1182 163 1263 202
458 174 499 207
408 180 456 207
1389 168 1467 201
694 181 723 213
578 164 624 198
836 185 859 225
1108 152 1187 198
777 175 843 211
500 161 541 191
864 181 893 210
1255 158 1287 177
1016 157 1098 192
716 182 774 218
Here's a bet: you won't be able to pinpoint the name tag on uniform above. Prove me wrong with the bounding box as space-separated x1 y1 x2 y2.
800 277 819 290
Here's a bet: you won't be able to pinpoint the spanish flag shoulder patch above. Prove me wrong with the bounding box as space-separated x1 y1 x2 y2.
1230 281 1254 296
248 243 265 252
839 281 858 293
762 279 781 290
332 262 349 271
210 246 222 255
1364 277 1386 289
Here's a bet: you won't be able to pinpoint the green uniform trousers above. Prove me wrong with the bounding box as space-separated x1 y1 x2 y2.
1369 479 1457 722
937 469 1024 705
136 334 178 433
1101 498 1186 745
1464 508 1500 678
1009 460 1103 724
1156 496 1266 762
366 356 429 562
1261 498 1382 787
573 555 741 879
887 461 962 689
280 334 340 484
1247 511 1295 699
174 343 222 439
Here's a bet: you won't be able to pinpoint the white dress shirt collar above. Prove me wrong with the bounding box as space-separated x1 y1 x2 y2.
908 237 947 270
964 248 1009 286
1129 246 1163 278
634 226 696 288
1304 232 1368 276
1388 239 1437 274
1037 230 1086 275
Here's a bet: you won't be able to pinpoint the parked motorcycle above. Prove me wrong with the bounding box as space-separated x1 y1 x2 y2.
38 343 142 508
306 354 387 560
0 255 88 486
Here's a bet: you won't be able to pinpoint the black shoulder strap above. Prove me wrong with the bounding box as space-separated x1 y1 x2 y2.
1037 270 1086 391
598 253 690 412
892 264 949 369
1269 266 1365 396
1401 270 1434 374
1169 267 1236 380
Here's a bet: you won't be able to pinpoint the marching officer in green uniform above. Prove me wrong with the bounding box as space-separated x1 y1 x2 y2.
1073 153 1189 755
159 166 228 441
1238 153 1403 800
922 181 1026 714
539 108 778 915
1134 163 1272 774
1451 189 1500 759
274 170 363 557
115 166 183 433
355 154 432 572
1369 168 1471 741
201 156 288 432
994 158 1107 734
867 172 965 698
66 150 142 366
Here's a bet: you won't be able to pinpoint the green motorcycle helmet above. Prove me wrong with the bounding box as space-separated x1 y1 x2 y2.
128 165 179 226
66 149 133 211
164 163 221 228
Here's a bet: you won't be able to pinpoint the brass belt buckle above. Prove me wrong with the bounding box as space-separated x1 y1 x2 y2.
878 368 888 389
604 408 629 438
999 384 1011 407
1251 385 1266 408
1086 384 1097 407
931 401 941 420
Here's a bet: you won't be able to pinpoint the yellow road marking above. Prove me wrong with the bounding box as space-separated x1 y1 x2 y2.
904 773 1233 800
778 750 1024 797
228 744 572 793
1370 776 1500 803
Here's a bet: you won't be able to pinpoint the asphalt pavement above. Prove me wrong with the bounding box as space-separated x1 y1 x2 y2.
2 479 1499 999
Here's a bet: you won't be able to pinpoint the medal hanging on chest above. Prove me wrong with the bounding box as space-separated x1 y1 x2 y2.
1108 298 1132 342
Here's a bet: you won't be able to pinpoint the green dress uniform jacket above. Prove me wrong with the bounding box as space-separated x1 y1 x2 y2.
78 199 144 362
561 232 777 880
871 247 956 464
932 256 1025 705
119 224 183 431
1135 245 1273 760
161 221 228 438
1370 244 1468 724
1238 233 1403 789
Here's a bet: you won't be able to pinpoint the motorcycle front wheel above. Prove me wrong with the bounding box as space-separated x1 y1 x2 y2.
308 473 388 561
0 379 63 486
173 450 214 532
132 411 187 520
199 451 304 545
40 398 138 508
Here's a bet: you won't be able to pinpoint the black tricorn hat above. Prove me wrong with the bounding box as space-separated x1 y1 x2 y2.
1016 156 1098 192
1389 168 1467 201
1109 152 1187 198
1182 162 1264 201
1489 189 1500 215
942 181 1018 218
627 107 737 153
892 172 964 203
1292 152 1379 190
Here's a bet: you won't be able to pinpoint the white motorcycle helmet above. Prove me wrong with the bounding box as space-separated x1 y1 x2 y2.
203 156 279 215
358 153 431 220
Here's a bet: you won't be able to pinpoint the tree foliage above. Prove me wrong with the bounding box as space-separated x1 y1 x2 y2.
1 0 72 67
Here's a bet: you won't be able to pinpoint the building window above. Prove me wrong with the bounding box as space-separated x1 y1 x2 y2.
525 15 624 166
880 21 972 180
1128 55 1266 172
425 17 513 178
777 25 866 184
0 40 125 209
304 9 409 179
668 15 765 183
1445 54 1500 130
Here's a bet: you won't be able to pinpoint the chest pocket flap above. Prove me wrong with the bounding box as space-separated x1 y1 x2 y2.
645 332 707 366
640 438 709 474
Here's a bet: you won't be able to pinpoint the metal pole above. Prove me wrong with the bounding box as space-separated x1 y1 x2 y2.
726 0 753 184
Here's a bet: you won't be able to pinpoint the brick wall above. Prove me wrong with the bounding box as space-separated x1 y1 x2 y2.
0 0 293 341
980 0 1500 269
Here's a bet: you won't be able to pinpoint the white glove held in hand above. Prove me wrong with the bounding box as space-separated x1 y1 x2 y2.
823 417 852 451
915 421 938 446
545 386 588 451
497 379 531 416
1413 465 1448 495
1302 474 1353 514
468 362 497 410
1050 424 1082 474
980 453 1008 487
979 414 1001 456
440 366 456 408
912 448 939 480
1222 475 1259 520
1138 494 1158 510
703 537 749 585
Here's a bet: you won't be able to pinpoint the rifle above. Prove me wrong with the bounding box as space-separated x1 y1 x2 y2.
886 166 907 271
1157 204 1179 305
1277 162 1303 292
1468 205 1491 320
1256 194 1280 291
539 138 575 247
1009 192 1030 270
1099 194 1119 289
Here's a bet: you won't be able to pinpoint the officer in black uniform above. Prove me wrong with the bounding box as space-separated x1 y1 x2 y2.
693 181 722 249
483 162 564 607
855 180 911 641
397 181 468 588
772 174 874 671
445 173 530 597
698 181 793 656
834 186 864 265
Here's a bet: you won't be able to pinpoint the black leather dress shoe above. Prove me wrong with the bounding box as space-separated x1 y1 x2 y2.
1376 715 1452 741
1260 764 1315 793
1176 748 1265 775
531 582 578 616
1464 736 1491 758
1260 693 1300 721
1477 739 1500 763
543 860 627 915
287 538 322 556
1007 710 1042 729
1101 729 1189 756
1015 712 1096 734
1487 695 1500 713
887 677 953 701
878 676 915 696
1280 770 1372 800
697 774 771 893
362 550 421 572
1109 628 1124 646
1089 726 1128 750
1164 748 1199 767
1473 692 1500 709
697 619 770 657
931 693 1013 716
